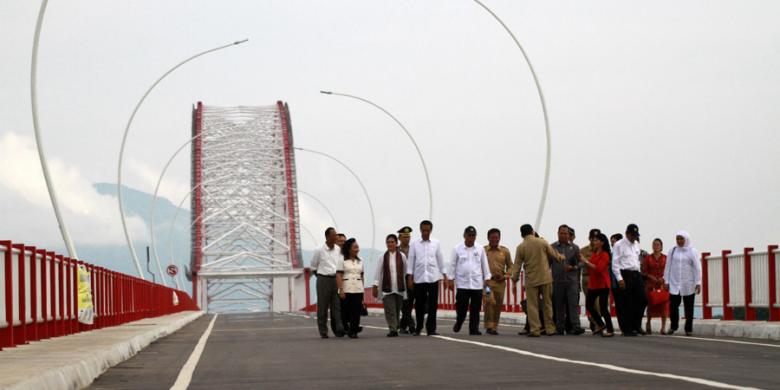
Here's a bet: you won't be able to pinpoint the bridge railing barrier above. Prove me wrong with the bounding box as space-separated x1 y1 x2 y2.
1 240 198 351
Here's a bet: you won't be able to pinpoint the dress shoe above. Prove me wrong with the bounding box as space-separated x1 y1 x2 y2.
527 332 541 337
399 329 409 334
348 333 358 339
320 334 329 339
453 322 463 333
387 331 399 337
469 330 482 336
517 329 530 336
685 331 693 336
487 329 499 335
622 331 638 337
335 331 346 338
569 328 585 336
427 331 440 336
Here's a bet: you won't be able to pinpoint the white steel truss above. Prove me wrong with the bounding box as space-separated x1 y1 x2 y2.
192 102 302 313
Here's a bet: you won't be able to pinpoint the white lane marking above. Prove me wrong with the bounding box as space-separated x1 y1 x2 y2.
663 335 780 349
432 335 760 390
170 314 219 390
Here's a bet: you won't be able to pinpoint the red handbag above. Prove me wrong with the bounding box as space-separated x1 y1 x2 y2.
648 288 670 306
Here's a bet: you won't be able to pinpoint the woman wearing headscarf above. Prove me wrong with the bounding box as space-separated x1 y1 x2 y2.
663 231 702 336
341 238 365 339
642 238 668 334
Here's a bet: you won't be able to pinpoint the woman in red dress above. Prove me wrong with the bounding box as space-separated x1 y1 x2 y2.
642 238 668 334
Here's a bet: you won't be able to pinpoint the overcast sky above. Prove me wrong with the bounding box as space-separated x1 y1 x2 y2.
1 0 778 261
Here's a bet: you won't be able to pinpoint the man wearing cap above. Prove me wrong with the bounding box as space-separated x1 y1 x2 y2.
551 224 586 335
612 223 648 336
581 228 602 332
310 227 346 338
483 228 513 335
406 220 448 336
448 226 491 335
512 224 564 337
397 226 416 334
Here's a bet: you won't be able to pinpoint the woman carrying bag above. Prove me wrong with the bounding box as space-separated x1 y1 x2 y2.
663 231 702 336
642 238 669 334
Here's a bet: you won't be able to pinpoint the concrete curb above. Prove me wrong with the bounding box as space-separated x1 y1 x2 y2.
366 308 780 340
0 311 204 390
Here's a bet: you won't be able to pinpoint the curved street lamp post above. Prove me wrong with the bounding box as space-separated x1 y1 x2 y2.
117 39 248 281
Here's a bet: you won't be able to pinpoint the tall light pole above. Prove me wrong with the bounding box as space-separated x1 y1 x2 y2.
472 0 552 230
118 39 248 280
295 147 377 262
320 91 433 221
31 0 78 258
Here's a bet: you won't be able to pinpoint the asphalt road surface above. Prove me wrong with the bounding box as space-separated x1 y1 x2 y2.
89 312 780 389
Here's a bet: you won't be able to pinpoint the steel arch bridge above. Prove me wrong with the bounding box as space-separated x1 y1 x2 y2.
191 102 304 313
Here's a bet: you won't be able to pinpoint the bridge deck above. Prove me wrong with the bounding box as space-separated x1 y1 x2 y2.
89 313 780 389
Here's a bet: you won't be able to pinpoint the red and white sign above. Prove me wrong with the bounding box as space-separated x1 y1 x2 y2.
166 264 179 277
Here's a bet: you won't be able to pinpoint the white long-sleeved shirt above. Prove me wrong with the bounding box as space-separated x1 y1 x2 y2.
373 251 407 300
406 237 447 283
663 234 702 296
450 242 491 290
310 244 343 276
611 237 641 282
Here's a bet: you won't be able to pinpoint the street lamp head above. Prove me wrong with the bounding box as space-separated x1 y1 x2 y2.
234 38 249 45
319 90 333 95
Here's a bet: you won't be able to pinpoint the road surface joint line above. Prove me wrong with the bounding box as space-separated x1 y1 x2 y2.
430 335 761 390
170 314 218 390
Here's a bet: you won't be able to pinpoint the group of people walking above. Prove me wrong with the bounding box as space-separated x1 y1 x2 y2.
310 221 702 340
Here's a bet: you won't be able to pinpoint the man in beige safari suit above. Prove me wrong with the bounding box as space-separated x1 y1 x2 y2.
483 228 513 335
511 224 564 337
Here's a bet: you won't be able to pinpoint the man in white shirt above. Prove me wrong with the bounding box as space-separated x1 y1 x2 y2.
448 226 491 335
406 220 448 336
310 227 346 338
611 224 648 336
372 234 407 337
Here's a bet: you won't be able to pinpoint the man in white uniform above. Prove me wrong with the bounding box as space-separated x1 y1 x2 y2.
448 226 491 335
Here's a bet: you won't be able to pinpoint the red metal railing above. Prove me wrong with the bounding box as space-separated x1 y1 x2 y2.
0 240 198 351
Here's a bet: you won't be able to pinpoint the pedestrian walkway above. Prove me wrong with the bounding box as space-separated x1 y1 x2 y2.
0 311 203 390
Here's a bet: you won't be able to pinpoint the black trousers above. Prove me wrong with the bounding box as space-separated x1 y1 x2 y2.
455 288 483 333
619 270 647 333
670 293 695 333
586 288 614 333
342 293 364 336
611 287 627 333
414 281 440 333
399 287 416 332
